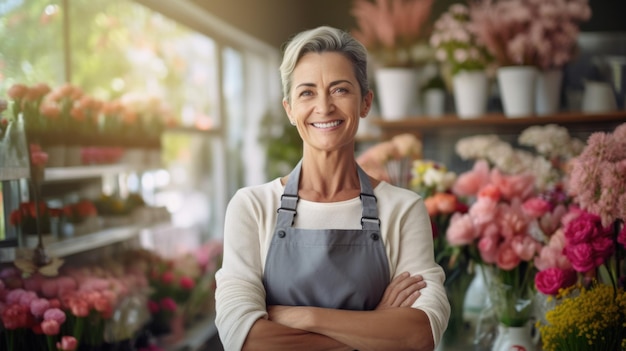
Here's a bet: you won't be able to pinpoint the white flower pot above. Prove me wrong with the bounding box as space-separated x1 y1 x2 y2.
497 66 538 118
535 69 563 116
375 68 421 120
453 70 489 119
423 89 446 118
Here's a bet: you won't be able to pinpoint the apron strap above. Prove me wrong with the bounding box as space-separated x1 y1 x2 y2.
277 159 380 231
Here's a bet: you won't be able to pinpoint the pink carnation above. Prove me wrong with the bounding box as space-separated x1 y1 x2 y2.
30 298 51 318
446 213 477 246
57 336 78 351
43 307 66 324
563 243 596 273
41 319 60 336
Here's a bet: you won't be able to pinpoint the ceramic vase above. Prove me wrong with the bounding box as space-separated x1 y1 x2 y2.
497 66 538 118
375 67 421 120
453 70 489 119
492 322 537 351
535 69 563 115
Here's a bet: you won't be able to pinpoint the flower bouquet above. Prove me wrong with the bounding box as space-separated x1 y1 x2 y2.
534 122 626 351
356 133 422 188
446 124 585 349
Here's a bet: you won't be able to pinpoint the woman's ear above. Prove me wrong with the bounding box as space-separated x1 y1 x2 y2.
360 90 374 118
282 99 295 125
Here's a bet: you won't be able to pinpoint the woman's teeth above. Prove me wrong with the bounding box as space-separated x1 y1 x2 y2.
312 121 341 129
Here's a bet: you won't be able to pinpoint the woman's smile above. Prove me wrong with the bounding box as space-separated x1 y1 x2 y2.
311 120 343 129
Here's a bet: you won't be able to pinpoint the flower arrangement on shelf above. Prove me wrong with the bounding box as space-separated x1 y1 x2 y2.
7 83 51 134
9 201 62 236
350 0 435 68
356 133 422 188
468 0 592 69
534 122 626 351
429 3 495 78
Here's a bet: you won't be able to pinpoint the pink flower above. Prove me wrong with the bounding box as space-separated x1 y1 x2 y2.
68 298 89 317
57 336 78 351
161 271 175 285
452 159 490 196
478 234 499 264
30 298 51 318
469 197 498 228
522 197 551 218
535 268 577 296
160 297 177 312
496 241 521 271
563 243 595 273
43 308 66 324
1 303 33 329
179 276 195 290
41 319 60 335
490 169 535 201
478 184 501 201
446 213 477 246
510 235 539 262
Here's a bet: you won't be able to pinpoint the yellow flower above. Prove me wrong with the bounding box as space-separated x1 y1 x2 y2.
538 283 626 351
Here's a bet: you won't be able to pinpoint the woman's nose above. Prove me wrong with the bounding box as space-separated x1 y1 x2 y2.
314 95 335 115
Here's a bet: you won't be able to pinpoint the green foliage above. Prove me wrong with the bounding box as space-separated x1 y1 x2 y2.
258 106 302 180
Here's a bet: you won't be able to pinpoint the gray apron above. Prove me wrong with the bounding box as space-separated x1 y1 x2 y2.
263 160 390 310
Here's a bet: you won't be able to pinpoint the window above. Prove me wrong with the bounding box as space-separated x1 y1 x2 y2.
0 0 281 239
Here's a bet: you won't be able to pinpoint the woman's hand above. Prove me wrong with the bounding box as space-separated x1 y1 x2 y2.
376 272 426 310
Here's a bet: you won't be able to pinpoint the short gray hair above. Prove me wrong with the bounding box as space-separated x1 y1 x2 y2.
279 26 369 103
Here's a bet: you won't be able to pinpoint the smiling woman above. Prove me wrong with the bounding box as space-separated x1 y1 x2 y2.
215 25 450 351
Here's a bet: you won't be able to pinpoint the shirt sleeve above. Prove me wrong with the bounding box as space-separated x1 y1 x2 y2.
214 188 270 351
378 185 451 348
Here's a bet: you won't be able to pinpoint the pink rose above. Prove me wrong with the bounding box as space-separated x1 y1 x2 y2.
564 211 606 244
535 268 577 296
522 197 551 218
446 213 477 246
563 243 596 273
496 242 521 271
57 336 78 351
68 299 89 317
591 236 614 266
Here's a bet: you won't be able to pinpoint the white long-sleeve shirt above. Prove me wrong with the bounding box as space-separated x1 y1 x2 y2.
215 178 450 350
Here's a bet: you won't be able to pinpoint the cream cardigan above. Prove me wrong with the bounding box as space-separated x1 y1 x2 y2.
215 178 450 350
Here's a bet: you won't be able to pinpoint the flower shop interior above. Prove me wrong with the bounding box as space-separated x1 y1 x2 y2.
1 0 626 351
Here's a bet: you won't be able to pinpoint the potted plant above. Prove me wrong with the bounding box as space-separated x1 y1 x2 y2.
430 3 495 119
350 0 435 120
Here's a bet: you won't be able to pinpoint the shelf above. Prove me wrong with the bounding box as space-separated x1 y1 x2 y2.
44 164 132 182
46 225 142 257
371 110 626 132
371 111 626 141
164 313 217 351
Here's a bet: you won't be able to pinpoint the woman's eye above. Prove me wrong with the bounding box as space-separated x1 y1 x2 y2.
298 90 313 97
333 87 348 94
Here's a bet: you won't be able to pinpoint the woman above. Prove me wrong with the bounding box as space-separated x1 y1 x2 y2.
215 26 450 351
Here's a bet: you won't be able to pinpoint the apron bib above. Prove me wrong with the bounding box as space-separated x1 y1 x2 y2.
263 160 390 310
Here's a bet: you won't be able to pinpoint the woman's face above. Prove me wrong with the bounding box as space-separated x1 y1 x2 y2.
283 52 372 153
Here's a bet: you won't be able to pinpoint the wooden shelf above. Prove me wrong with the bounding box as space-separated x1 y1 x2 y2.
371 110 626 139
